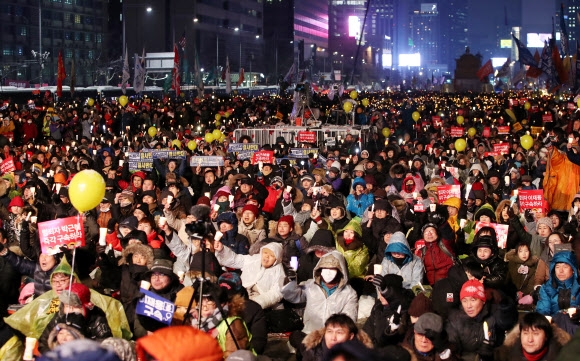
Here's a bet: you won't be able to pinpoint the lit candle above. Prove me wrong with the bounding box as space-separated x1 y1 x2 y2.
483 321 489 341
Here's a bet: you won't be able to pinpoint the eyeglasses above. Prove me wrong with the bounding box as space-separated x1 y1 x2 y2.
201 301 216 310
52 278 69 286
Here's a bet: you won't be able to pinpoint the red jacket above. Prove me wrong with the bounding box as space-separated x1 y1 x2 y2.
420 238 455 285
22 122 38 143
263 186 282 214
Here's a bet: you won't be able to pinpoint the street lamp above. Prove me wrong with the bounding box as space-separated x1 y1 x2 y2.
122 4 153 58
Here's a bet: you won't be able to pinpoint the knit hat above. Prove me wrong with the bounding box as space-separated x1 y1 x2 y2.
141 190 157 201
196 196 211 206
271 176 283 185
408 292 433 318
242 204 260 218
300 174 314 183
119 216 138 231
414 312 443 335
8 196 24 211
59 283 93 312
536 217 554 231
460 279 486 302
278 215 295 229
215 190 230 200
218 272 243 293
442 196 461 210
374 198 390 212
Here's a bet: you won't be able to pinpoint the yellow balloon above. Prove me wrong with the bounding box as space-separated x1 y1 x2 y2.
520 134 534 150
468 127 477 137
577 98 580 109
454 138 467 152
87 98 95 107
456 115 464 125
212 129 222 140
382 127 391 137
205 133 215 143
118 95 128 107
524 102 531 110
349 90 358 99
215 114 222 121
224 112 231 118
219 134 226 143
188 141 197 151
215 120 221 127
361 98 369 107
148 127 157 138
69 170 106 212
412 111 420 122
172 139 182 149
343 102 353 112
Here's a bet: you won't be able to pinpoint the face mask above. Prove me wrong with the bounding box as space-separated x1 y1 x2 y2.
217 201 230 212
405 184 413 192
515 161 521 167
321 268 338 283
100 206 110 213
120 200 132 208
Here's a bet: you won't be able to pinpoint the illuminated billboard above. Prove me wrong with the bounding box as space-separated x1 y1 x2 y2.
500 39 512 48
399 53 421 67
348 16 360 37
382 52 393 68
421 3 438 13
526 33 560 48
491 57 507 67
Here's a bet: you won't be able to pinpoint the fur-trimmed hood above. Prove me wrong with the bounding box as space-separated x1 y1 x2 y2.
495 323 571 361
502 323 571 348
119 243 155 269
302 326 373 351
505 248 540 267
495 199 516 223
389 163 409 179
226 293 246 318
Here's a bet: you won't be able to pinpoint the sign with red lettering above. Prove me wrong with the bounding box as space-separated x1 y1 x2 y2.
0 159 15 174
432 116 442 127
519 190 545 212
297 131 317 144
493 143 510 153
414 202 425 212
437 185 461 203
475 222 509 249
484 151 501 157
542 114 553 122
252 150 274 165
497 126 510 135
510 99 519 107
450 127 464 138
38 216 85 255
482 127 491 138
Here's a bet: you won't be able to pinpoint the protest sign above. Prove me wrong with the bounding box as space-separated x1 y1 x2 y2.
228 143 260 153
497 126 510 135
519 189 545 212
38 216 85 255
493 143 510 154
128 149 187 171
437 185 461 203
0 159 15 174
432 116 442 127
136 288 175 325
542 114 553 122
531 126 543 136
482 127 491 138
475 222 509 249
252 150 274 165
512 122 523 132
450 127 464 138
289 148 319 159
297 131 317 143
484 151 501 157
189 156 225 167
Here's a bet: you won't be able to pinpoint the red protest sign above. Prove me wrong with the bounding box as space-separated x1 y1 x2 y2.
519 190 545 212
437 185 461 203
251 150 274 165
475 222 509 249
493 143 510 153
450 127 463 138
568 103 576 110
0 159 15 174
414 202 425 212
432 116 442 127
297 131 317 144
484 151 501 157
542 114 553 122
482 127 491 138
38 216 85 255
497 126 510 135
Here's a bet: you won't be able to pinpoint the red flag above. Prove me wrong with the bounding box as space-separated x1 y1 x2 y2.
526 66 543 78
56 50 66 97
172 44 180 96
236 68 245 87
476 59 493 81
552 44 568 84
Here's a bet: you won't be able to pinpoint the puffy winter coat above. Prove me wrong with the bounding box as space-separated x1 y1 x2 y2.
544 147 580 211
494 323 571 361
302 327 373 361
336 220 369 279
505 249 548 296
237 215 267 246
536 251 580 316
418 238 455 286
281 251 358 334
380 232 424 289
3 251 57 297
346 178 374 218
215 242 285 310
216 212 250 255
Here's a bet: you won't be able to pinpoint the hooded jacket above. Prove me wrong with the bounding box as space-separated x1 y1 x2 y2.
544 147 580 211
216 212 250 255
495 323 571 361
216 242 285 310
336 220 370 279
380 232 424 289
465 236 508 290
237 214 267 246
346 177 374 218
505 249 549 296
536 251 580 316
281 251 358 334
301 326 373 361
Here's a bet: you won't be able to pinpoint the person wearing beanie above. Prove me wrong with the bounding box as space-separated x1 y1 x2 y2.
336 219 370 286
297 229 337 283
446 279 517 361
238 203 267 246
362 198 402 259
250 214 304 273
442 196 462 235
379 231 424 289
141 190 163 221
346 177 374 218
6 195 24 247
364 274 415 347
215 211 250 255
465 228 508 291
214 240 285 310
407 293 433 323
400 312 457 361
536 251 580 317
39 283 112 353
462 203 497 247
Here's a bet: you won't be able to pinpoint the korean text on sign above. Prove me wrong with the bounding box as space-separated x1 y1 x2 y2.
519 190 545 212
38 216 85 255
437 185 461 203
136 288 175 325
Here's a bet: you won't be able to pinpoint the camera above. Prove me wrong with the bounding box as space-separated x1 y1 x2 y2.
185 220 210 240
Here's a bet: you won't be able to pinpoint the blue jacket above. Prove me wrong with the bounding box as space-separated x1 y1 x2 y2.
380 232 424 289
346 178 373 218
536 251 580 315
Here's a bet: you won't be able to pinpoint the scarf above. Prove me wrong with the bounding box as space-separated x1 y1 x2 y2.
199 305 228 332
448 215 459 233
522 345 548 361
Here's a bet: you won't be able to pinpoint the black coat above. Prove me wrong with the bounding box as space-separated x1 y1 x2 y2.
4 250 56 297
244 298 268 354
431 264 467 319
0 256 20 315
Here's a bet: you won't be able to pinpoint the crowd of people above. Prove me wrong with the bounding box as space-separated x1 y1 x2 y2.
1 89 580 361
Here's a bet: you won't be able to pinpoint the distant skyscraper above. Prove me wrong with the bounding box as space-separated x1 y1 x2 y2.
409 2 441 66
439 1 468 70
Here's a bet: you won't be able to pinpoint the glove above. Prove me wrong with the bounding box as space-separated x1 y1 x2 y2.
386 305 402 333
518 295 534 305
477 340 494 360
524 209 534 223
286 268 297 282
506 204 515 218
372 274 384 289
283 191 292 202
